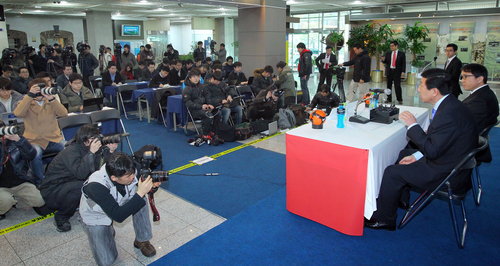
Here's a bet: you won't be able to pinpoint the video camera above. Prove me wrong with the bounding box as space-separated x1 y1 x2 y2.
1 48 13 65
114 43 122 54
97 132 130 146
21 44 35 56
99 45 106 55
210 40 217 53
140 150 169 183
76 41 87 54
45 45 55 58
333 66 346 80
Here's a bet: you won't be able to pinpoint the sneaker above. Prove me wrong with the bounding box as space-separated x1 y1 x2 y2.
54 219 71 232
134 240 156 257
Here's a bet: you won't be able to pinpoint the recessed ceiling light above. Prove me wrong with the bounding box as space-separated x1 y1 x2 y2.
353 1 361 4
35 5 42 8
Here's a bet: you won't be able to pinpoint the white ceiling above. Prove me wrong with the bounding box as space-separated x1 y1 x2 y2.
2 0 496 22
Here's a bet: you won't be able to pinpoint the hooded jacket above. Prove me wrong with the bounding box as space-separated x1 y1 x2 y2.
298 49 313 77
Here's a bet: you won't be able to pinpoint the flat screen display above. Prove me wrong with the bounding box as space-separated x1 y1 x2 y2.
121 25 141 36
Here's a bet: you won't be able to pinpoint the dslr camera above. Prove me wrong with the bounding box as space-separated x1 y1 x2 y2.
210 40 217 53
0 121 20 136
34 83 60 97
97 133 130 145
140 150 169 183
273 88 285 98
333 66 346 80
99 45 106 55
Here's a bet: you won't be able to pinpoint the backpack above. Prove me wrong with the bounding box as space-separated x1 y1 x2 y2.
289 104 308 126
235 122 253 140
278 108 296 129
133 145 163 170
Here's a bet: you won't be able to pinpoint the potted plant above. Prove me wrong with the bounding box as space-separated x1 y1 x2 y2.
321 30 344 57
371 24 395 82
404 21 429 85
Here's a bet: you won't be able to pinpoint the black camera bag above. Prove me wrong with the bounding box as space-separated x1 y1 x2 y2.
215 123 236 142
133 144 163 170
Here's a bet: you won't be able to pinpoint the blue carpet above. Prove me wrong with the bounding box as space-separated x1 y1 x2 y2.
151 127 500 265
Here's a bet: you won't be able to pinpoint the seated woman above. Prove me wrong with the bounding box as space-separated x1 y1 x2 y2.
306 84 340 115
59 73 95 113
120 62 135 81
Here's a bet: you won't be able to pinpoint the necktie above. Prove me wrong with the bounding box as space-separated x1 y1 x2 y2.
391 51 396 68
445 59 450 69
325 54 329 70
431 108 436 120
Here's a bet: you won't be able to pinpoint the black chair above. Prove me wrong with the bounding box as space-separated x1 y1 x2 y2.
472 120 499 205
117 84 137 120
90 109 133 153
57 114 92 141
398 136 488 249
185 107 203 135
248 76 254 85
89 75 102 97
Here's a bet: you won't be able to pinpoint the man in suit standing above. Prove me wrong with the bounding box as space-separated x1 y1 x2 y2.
364 68 478 230
381 41 405 104
315 46 338 93
444 44 463 98
461 63 499 162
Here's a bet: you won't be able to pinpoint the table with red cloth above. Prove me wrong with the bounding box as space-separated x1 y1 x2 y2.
286 104 430 236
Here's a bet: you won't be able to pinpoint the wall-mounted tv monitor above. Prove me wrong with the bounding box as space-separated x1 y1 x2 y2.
121 25 141 37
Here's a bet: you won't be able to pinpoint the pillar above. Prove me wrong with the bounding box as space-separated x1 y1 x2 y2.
85 11 113 58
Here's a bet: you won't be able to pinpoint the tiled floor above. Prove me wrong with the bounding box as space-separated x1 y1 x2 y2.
1 77 498 266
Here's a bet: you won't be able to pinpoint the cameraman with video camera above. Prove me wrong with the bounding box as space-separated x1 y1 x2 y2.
212 43 226 63
78 44 99 89
80 152 160 265
39 125 117 232
14 78 68 184
47 46 64 76
248 84 280 121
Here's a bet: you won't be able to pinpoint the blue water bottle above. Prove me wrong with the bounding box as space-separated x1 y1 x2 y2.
337 105 345 128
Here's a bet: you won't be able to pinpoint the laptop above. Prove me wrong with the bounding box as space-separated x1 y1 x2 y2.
1 112 23 125
224 95 244 108
260 121 278 136
81 97 104 113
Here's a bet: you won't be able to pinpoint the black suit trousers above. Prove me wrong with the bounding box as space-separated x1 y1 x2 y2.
386 69 402 102
317 70 333 92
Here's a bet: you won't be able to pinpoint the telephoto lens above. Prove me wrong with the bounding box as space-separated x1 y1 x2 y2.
150 171 169 182
0 125 20 136
40 87 60 95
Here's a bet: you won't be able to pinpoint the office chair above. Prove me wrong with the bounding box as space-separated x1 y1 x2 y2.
57 114 92 141
116 84 137 120
398 136 488 249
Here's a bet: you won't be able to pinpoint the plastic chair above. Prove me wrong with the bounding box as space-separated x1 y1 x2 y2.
185 107 203 135
57 114 92 141
117 84 137 120
398 136 488 249
89 109 134 154
471 120 499 205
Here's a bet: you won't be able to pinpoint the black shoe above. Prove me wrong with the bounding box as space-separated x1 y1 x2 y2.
398 201 410 211
398 100 403 105
364 218 396 231
0 214 5 220
54 219 71 232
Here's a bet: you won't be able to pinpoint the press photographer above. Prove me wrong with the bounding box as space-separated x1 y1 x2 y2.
248 84 280 121
45 45 64 76
77 42 99 89
61 45 78 73
14 78 67 183
80 152 160 265
39 125 118 232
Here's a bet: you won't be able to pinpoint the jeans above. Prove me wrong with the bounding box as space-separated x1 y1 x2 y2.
31 140 67 183
221 106 243 125
300 75 310 105
82 199 152 266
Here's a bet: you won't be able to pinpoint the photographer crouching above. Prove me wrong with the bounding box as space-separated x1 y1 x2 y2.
80 152 160 265
38 125 117 232
248 85 281 121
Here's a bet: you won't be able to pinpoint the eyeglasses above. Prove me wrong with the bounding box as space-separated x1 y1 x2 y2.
445 49 455 52
460 74 475 80
71 81 83 85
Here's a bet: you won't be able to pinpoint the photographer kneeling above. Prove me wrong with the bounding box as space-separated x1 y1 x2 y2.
80 152 160 265
306 84 340 116
248 85 280 121
39 125 117 232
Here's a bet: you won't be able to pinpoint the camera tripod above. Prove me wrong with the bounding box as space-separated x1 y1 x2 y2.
331 67 346 102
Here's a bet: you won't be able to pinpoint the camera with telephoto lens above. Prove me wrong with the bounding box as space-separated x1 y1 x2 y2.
0 121 20 136
140 150 169 183
97 133 130 145
210 40 217 53
45 45 55 58
35 83 60 96
21 44 35 56
76 41 87 54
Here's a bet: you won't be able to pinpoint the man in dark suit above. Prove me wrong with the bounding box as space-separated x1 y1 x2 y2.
364 68 478 230
381 41 405 104
168 60 186 86
315 46 338 93
101 62 123 88
444 44 463 98
461 63 499 162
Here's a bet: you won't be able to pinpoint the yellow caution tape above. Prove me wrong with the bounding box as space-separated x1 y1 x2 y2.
0 212 55 236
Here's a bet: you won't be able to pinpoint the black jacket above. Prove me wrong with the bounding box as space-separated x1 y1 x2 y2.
166 49 179 61
206 82 237 106
445 56 463 97
227 71 247 85
141 69 158 82
193 48 206 60
169 68 187 86
79 53 99 76
0 136 37 186
101 71 123 88
315 52 338 74
251 88 279 112
252 73 274 95
382 50 406 74
134 67 144 80
309 92 340 114
39 142 112 196
149 72 171 88
182 79 210 111
35 52 48 73
343 49 371 82
298 49 313 77
12 76 33 94
49 55 64 76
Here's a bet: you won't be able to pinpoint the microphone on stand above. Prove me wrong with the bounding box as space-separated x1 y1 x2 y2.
422 56 438 72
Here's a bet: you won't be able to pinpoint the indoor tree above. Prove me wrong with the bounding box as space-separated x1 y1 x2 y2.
404 21 429 67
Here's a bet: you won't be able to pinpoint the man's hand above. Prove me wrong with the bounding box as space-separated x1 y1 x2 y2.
266 91 272 99
111 82 116 86
222 99 228 104
399 155 417 165
41 92 55 102
159 84 164 88
272 95 279 101
207 104 214 110
227 95 233 102
301 75 308 80
241 81 248 85
4 134 21 142
401 72 405 78
327 62 332 66
28 60 33 64
399 111 417 127
106 143 118 153
306 107 312 112
381 56 385 61
48 59 55 63
137 176 153 197
338 63 344 67
117 82 122 85
359 79 364 84
89 138 102 154
29 84 40 95
152 182 161 188
79 105 84 111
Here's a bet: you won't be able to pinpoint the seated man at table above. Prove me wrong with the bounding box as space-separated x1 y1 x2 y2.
101 62 122 88
248 84 280 121
59 73 95 113
227 62 248 86
134 62 146 81
461 63 499 162
182 68 215 138
306 84 340 116
149 66 171 88
207 71 243 125
169 60 186 86
14 78 68 184
364 68 478 231
142 62 158 82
